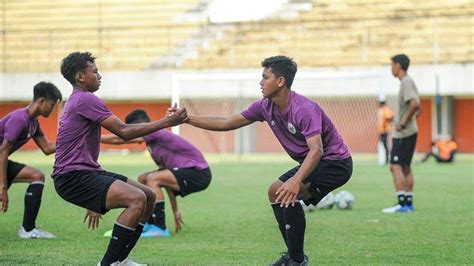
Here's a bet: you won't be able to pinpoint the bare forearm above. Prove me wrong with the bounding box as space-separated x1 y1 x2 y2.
401 103 420 125
187 116 234 131
0 152 8 189
44 143 55 155
101 135 127 145
166 188 178 212
116 119 172 140
293 149 322 183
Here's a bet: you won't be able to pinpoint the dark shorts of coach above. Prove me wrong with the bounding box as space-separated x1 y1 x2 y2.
170 167 212 197
279 157 353 206
53 170 128 215
390 133 417 166
6 160 27 188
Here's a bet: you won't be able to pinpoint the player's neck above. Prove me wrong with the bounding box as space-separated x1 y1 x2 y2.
272 88 290 112
397 72 407 80
73 83 91 92
26 102 40 118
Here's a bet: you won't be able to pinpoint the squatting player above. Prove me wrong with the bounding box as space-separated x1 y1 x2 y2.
53 52 188 265
101 109 211 238
168 56 353 265
0 82 62 239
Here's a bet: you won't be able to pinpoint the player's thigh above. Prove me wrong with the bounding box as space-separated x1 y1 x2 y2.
12 164 44 183
146 170 180 191
105 179 146 210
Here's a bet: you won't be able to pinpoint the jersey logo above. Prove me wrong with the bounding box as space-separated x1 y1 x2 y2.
271 120 275 126
287 123 296 134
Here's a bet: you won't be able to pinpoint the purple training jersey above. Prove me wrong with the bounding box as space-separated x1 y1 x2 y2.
143 130 208 170
241 91 350 163
52 88 113 177
0 107 44 154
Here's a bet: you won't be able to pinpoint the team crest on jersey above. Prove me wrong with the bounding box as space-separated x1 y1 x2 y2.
271 120 275 126
287 122 296 134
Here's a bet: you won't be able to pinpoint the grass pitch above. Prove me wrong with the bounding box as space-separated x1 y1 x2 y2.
0 152 472 265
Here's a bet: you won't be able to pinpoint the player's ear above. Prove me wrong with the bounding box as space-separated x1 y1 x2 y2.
278 76 286 88
75 71 84 83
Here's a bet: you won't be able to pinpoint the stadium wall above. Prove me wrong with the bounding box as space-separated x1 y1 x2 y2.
0 64 472 153
3 97 470 154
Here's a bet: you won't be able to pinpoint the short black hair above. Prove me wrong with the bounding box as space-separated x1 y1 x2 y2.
60 51 96 85
33 82 62 102
125 109 151 124
391 54 410 71
261 55 298 88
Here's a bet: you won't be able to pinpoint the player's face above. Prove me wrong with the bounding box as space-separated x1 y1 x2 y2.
391 62 400 77
260 67 283 98
39 99 58 118
81 62 102 92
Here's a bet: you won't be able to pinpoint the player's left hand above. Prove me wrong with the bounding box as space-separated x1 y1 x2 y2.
275 177 300 208
84 210 102 230
395 122 403 131
174 210 184 233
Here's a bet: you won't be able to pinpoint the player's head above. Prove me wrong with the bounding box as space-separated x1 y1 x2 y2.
377 95 387 106
33 81 62 117
61 51 101 92
260 56 297 98
125 109 151 124
391 54 410 77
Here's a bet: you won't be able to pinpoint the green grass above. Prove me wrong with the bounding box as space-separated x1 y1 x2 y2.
0 152 473 265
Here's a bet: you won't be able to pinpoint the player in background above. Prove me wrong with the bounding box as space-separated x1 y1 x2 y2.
420 134 457 163
53 52 188 265
169 56 353 266
0 81 62 239
101 109 211 238
382 54 420 213
377 96 394 165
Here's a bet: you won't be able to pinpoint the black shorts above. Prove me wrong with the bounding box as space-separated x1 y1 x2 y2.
279 157 353 206
171 167 212 197
53 170 128 215
6 160 27 188
390 133 417 166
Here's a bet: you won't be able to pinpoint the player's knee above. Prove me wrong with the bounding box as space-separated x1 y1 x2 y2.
31 171 45 182
390 164 401 173
143 186 156 204
129 191 147 214
267 181 281 203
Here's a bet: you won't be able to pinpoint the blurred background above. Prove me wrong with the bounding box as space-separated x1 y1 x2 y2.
0 0 472 155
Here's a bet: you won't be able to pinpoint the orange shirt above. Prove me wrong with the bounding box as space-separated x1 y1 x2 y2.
436 140 458 160
377 106 394 134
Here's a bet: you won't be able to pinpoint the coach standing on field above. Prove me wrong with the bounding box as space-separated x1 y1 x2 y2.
382 54 420 214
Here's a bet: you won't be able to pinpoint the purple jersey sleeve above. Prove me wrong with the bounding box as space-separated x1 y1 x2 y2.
3 114 27 143
295 104 322 139
76 93 113 124
241 100 265 122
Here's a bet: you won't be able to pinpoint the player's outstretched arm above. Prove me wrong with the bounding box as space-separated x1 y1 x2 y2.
100 134 144 145
0 140 13 212
100 107 188 141
187 113 253 131
33 136 56 155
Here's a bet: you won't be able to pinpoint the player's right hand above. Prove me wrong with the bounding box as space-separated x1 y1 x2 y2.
0 187 8 213
167 103 188 126
83 210 102 230
174 210 184 233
